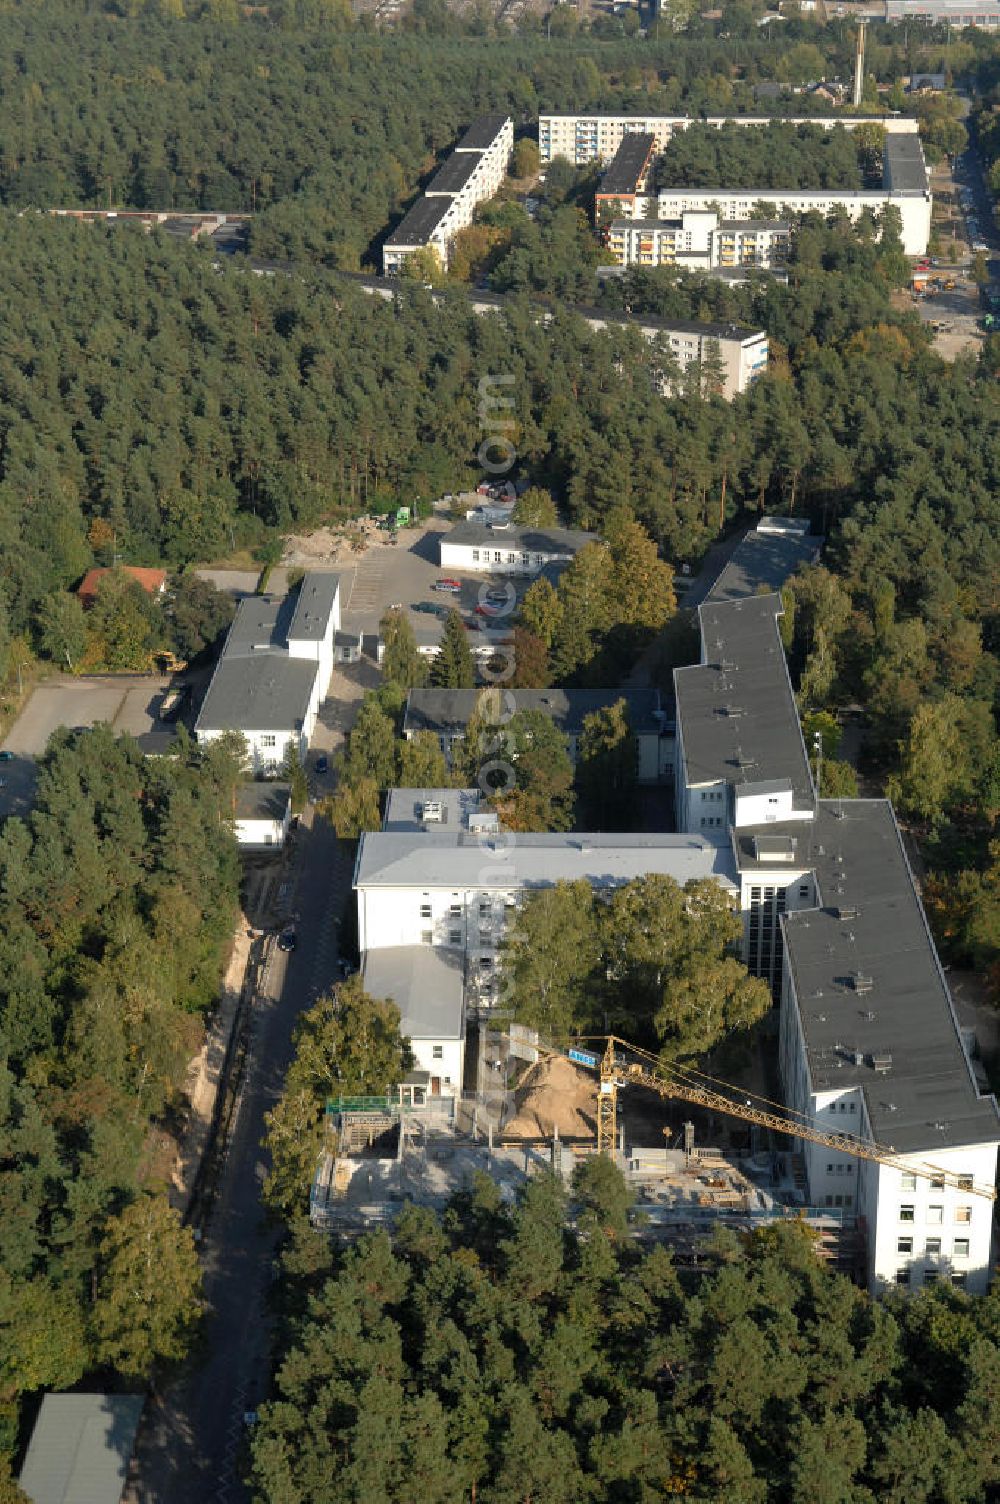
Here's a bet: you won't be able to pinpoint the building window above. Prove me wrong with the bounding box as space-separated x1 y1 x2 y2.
432 1045 443 1059
952 1272 968 1288
421 930 432 944
449 931 461 945
925 1238 942 1256
927 1205 944 1225
260 735 277 748
930 1175 945 1189
956 1205 973 1224
420 904 432 919
897 1237 913 1254
900 1205 915 1223
901 1173 917 1191
924 1271 939 1285
450 904 462 916
494 551 502 563
954 1239 970 1258
443 1076 451 1086
957 1175 974 1190
799 884 810 898
895 1269 911 1286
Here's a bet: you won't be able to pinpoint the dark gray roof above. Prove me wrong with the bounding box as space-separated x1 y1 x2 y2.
235 781 291 821
19 1393 144 1504
427 152 482 195
196 654 318 733
455 113 511 151
364 946 465 1040
225 594 288 655
443 520 597 554
719 217 792 230
884 130 930 194
288 571 340 642
675 593 814 802
404 687 666 740
704 520 821 605
385 195 455 248
782 801 1000 1153
599 133 656 196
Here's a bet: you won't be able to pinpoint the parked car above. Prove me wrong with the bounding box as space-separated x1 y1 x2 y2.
315 754 329 775
277 929 297 952
434 578 462 593
0 750 12 762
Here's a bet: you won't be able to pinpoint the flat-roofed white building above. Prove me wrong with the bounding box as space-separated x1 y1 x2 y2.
779 800 999 1295
363 945 465 1098
439 520 598 576
539 111 924 166
383 114 512 274
607 211 791 271
194 572 340 776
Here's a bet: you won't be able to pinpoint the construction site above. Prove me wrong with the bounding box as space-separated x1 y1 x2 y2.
309 1045 866 1281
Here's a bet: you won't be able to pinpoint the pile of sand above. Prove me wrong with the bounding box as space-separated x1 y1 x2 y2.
282 520 379 567
503 1054 597 1140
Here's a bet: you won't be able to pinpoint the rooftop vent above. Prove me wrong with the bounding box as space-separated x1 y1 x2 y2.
852 973 874 994
870 1051 893 1074
724 704 744 718
835 906 859 921
420 801 444 824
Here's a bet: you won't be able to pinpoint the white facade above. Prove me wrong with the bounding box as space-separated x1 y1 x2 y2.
607 211 791 271
383 114 512 275
234 784 292 851
439 523 597 578
654 186 931 257
194 572 340 777
539 112 923 166
780 956 998 1295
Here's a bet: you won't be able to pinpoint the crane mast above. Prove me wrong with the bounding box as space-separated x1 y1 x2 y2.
592 1037 995 1202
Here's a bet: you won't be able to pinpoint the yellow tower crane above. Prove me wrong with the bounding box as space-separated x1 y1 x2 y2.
565 1036 996 1202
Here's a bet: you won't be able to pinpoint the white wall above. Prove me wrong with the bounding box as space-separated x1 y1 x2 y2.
358 885 517 955
409 1035 464 1096
865 1143 997 1296
235 812 289 850
439 539 563 576
654 187 930 256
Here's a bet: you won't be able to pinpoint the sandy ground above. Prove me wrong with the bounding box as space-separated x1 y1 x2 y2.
504 1054 598 1139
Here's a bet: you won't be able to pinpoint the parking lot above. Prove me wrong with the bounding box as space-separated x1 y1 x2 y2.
0 675 176 817
339 517 526 652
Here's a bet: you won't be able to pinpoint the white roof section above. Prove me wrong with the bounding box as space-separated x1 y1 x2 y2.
355 830 737 891
364 946 464 1041
19 1393 144 1504
383 788 485 832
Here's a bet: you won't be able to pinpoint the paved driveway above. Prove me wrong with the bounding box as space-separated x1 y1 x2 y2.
0 675 174 817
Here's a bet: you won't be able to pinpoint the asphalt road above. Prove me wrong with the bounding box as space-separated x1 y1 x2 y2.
127 808 358 1504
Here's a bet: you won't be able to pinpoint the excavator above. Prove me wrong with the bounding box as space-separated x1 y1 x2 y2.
538 1035 997 1203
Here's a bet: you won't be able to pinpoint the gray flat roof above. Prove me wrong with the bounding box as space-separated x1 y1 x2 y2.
225 594 288 654
675 594 814 803
705 521 821 604
427 152 483 194
884 130 930 194
196 654 318 734
385 195 455 247
444 520 597 553
235 781 291 821
783 801 1000 1153
383 787 483 832
288 571 340 642
599 133 656 195
404 687 666 740
19 1393 144 1504
364 945 464 1040
455 113 511 151
356 830 737 891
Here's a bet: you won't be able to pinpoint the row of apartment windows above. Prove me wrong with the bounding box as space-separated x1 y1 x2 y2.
900 1204 973 1224
898 1236 970 1257
901 1171 974 1190
897 1270 968 1288
470 550 543 566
